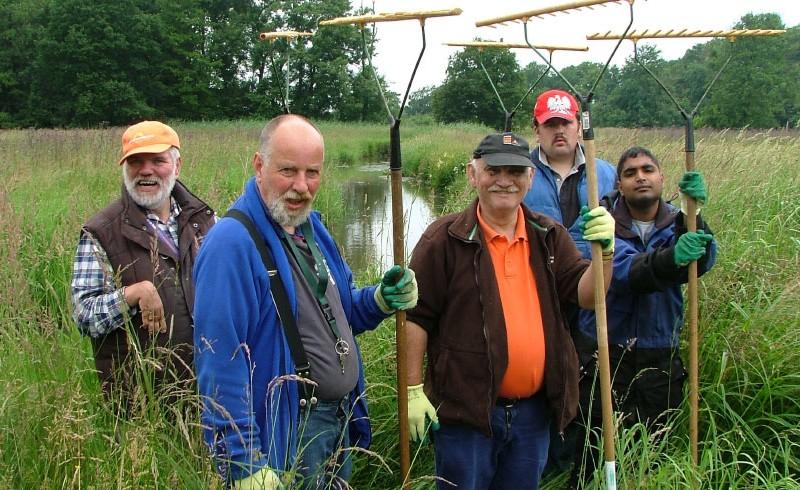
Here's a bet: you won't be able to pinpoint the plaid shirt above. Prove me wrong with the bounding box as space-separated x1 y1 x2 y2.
71 198 181 338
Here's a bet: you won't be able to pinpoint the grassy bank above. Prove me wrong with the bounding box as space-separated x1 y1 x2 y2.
0 122 797 488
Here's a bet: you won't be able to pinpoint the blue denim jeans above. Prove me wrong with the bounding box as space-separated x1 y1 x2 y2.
433 393 550 490
295 396 352 490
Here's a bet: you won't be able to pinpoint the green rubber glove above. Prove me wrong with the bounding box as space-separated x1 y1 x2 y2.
408 383 439 442
678 171 707 205
374 265 418 314
580 206 615 253
673 230 713 266
235 467 283 490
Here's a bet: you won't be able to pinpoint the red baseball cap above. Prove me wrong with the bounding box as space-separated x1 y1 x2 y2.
533 89 579 125
118 121 180 165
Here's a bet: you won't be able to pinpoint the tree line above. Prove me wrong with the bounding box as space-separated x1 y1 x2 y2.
0 4 796 130
0 0 397 128
410 13 800 130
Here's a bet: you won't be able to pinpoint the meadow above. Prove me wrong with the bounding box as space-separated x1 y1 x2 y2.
0 121 797 489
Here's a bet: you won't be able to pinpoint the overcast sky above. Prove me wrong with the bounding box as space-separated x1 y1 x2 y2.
359 0 800 95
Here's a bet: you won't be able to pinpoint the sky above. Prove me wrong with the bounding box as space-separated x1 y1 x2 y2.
359 0 800 95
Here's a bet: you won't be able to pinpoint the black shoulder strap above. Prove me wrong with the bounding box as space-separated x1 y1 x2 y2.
224 209 313 398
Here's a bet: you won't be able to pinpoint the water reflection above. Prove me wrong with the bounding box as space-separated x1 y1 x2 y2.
331 163 439 272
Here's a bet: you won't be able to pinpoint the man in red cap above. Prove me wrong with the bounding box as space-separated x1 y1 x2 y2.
71 120 215 403
523 90 619 475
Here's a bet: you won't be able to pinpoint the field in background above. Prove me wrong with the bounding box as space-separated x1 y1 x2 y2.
0 122 797 488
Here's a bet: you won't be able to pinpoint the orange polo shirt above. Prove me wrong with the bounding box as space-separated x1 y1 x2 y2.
477 205 546 398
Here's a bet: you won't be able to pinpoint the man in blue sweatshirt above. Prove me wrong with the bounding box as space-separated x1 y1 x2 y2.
571 147 717 487
193 114 417 489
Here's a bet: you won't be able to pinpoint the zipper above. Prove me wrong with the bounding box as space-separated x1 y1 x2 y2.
541 226 570 433
455 224 495 436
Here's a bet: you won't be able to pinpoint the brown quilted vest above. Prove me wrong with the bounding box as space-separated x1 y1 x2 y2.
82 181 214 396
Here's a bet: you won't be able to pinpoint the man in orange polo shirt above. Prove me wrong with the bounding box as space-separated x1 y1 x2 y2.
405 132 614 489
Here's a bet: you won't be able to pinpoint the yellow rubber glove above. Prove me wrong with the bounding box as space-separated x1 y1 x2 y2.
580 206 616 254
235 467 283 490
408 383 439 442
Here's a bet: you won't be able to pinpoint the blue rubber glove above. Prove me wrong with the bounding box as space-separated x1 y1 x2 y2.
374 265 418 313
408 383 439 442
580 206 615 254
673 230 713 266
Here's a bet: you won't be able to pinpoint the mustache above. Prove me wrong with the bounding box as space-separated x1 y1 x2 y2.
487 185 520 193
284 190 312 201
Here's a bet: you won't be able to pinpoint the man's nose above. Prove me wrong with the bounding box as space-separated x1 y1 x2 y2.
291 172 310 193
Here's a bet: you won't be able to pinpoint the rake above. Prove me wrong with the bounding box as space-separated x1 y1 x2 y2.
257 30 313 113
588 26 785 480
443 41 589 131
319 9 462 489
477 2 637 488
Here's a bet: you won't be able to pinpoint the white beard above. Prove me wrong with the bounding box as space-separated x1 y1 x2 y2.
123 163 177 210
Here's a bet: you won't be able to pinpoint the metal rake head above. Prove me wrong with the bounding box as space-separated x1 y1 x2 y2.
587 28 786 42
444 40 588 52
319 8 462 26
258 31 313 41
476 0 629 28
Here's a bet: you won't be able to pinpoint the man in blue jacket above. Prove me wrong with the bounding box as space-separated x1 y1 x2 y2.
523 89 617 258
193 114 417 490
571 147 717 487
523 89 619 474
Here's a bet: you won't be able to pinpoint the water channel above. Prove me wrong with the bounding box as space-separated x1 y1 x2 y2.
328 163 445 274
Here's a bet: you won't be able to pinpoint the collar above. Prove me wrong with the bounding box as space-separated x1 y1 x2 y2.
143 197 181 224
476 204 527 243
536 144 585 177
611 195 676 239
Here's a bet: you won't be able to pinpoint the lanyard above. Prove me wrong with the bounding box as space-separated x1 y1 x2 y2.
283 222 350 368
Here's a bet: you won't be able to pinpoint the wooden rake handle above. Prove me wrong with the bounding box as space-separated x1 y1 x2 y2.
320 8 462 26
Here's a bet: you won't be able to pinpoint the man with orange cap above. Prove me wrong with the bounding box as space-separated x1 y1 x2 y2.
71 121 215 401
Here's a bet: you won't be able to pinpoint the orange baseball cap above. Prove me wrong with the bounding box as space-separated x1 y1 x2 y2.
118 121 180 165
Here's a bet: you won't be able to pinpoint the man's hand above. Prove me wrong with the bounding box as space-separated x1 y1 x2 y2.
580 206 616 254
235 467 283 490
374 265 418 314
678 171 707 205
408 383 439 442
124 280 166 334
673 230 713 266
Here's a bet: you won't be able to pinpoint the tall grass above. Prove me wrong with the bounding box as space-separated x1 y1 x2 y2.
0 123 797 488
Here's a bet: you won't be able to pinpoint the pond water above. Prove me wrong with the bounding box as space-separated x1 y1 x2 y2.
329 163 443 273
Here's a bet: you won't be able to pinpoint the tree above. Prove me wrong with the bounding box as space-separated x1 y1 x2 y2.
432 46 526 129
703 13 797 128
605 44 681 127
406 85 435 116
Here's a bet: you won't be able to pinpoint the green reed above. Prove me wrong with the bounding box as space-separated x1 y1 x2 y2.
0 123 797 488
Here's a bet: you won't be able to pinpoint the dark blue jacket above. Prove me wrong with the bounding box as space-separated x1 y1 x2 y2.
523 146 617 258
578 193 717 349
193 177 388 482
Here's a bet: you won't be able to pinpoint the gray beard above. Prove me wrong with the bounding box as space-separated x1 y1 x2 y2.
267 193 313 229
123 164 177 210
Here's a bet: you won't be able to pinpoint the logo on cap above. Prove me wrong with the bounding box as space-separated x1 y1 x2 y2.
547 95 573 115
503 134 519 146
